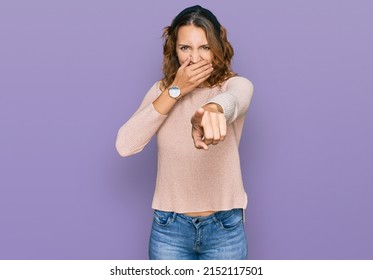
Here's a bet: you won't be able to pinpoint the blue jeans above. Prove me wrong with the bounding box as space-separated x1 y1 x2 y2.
149 208 247 260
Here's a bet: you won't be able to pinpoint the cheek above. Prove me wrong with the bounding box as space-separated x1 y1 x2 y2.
176 50 189 65
201 51 213 63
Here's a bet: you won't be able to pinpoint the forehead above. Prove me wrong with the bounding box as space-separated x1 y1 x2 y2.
177 25 208 43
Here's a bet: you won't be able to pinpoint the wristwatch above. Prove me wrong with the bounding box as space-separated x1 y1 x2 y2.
168 85 182 100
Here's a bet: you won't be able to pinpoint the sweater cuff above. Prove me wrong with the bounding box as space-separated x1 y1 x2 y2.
204 93 238 123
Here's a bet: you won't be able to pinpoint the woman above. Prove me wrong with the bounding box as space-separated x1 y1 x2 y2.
116 5 254 260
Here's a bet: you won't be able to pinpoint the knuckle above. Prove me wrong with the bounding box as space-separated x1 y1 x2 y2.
204 132 213 139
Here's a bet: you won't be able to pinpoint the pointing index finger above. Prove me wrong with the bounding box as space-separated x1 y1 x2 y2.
191 108 205 126
180 56 191 69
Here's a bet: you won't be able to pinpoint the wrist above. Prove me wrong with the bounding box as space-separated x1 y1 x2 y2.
168 85 182 100
171 79 189 97
202 103 224 113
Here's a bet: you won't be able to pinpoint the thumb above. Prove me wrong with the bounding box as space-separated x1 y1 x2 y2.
180 56 191 69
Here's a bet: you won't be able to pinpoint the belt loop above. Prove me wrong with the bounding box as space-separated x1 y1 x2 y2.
171 212 177 223
243 209 246 223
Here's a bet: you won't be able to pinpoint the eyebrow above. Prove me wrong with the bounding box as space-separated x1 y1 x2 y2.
177 44 210 47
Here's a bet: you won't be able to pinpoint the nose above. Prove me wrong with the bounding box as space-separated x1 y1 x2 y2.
190 50 202 64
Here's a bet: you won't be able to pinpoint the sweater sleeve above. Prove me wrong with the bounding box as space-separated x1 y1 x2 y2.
204 76 254 124
115 81 168 157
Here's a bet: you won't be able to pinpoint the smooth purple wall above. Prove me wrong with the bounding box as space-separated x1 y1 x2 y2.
0 0 372 259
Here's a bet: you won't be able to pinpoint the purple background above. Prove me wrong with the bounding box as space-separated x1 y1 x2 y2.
0 0 372 260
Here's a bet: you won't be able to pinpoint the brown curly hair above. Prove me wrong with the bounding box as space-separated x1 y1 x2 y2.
161 9 236 89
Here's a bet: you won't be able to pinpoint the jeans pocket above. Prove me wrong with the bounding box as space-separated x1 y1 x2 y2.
216 209 243 230
153 210 173 226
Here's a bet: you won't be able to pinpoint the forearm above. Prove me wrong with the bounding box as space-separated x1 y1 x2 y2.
116 103 168 157
116 82 168 157
204 77 254 123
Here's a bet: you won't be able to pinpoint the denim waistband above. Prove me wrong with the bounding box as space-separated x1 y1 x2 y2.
159 208 243 225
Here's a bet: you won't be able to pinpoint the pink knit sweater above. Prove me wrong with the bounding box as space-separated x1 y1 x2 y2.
116 76 254 213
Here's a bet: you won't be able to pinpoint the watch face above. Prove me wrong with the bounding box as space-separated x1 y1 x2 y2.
169 86 181 98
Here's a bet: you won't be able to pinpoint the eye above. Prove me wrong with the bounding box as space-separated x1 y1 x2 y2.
201 45 210 50
180 46 190 51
